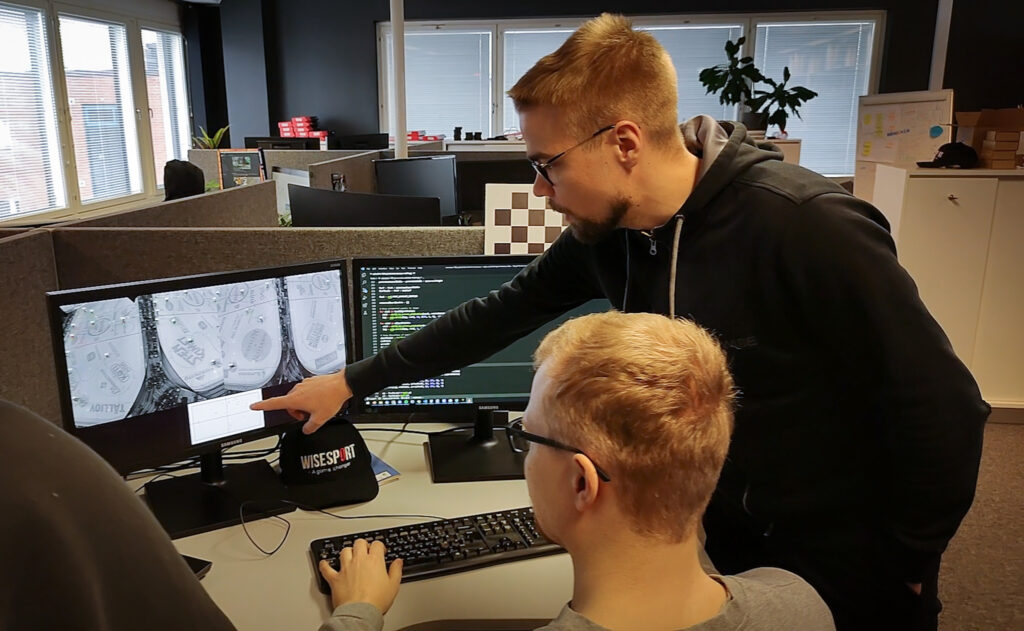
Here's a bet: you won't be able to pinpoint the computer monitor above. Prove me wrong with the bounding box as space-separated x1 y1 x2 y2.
456 159 537 213
353 255 611 483
373 155 458 219
335 133 388 150
288 185 441 227
46 260 352 538
245 136 322 150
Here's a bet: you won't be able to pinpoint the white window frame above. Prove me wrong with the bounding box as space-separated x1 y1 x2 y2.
0 0 189 224
378 10 885 172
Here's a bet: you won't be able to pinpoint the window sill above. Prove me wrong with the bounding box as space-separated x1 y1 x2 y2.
0 193 165 227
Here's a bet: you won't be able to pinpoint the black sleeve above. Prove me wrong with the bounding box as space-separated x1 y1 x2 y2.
778 193 989 583
345 232 604 397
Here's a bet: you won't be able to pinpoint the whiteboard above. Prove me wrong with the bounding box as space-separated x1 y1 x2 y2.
854 90 954 203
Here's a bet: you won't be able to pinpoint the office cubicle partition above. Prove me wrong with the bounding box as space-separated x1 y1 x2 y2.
0 229 62 423
51 226 485 289
188 149 376 186
307 151 380 193
58 181 279 228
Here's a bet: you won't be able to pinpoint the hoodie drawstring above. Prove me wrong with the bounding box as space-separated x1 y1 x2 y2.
668 216 684 319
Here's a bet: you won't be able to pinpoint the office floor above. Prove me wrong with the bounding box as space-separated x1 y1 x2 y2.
938 420 1024 630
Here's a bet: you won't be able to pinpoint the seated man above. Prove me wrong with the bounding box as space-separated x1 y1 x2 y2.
0 400 236 630
316 312 835 631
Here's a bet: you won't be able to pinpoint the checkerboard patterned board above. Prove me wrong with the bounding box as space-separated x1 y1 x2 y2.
484 183 569 255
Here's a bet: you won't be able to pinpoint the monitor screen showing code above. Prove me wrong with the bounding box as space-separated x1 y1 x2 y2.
357 260 609 409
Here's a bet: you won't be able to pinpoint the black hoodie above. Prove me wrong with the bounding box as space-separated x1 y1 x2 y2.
346 117 989 583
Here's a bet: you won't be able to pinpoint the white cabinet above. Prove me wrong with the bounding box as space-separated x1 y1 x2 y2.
873 166 1024 407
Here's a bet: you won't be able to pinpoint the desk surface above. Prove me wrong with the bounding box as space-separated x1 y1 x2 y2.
172 425 573 631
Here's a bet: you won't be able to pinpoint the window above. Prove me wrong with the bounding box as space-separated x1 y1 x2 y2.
59 14 142 203
754 20 876 175
501 29 572 133
143 28 190 188
0 2 189 223
642 25 744 122
382 28 492 138
379 13 880 176
0 3 65 214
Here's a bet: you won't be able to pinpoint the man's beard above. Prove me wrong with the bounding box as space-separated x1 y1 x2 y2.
555 196 630 244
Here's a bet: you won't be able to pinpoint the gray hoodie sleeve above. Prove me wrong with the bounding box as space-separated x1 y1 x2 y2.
318 603 385 631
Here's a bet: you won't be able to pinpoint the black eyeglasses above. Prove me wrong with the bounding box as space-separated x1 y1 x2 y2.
529 124 615 186
506 418 612 482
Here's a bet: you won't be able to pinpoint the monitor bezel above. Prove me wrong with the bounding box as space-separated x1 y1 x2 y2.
351 254 538 420
46 258 352 475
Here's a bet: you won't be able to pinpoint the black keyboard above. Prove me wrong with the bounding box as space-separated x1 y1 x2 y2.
310 506 564 593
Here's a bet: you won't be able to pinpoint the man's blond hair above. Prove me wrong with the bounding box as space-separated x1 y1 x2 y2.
508 13 681 148
534 311 734 542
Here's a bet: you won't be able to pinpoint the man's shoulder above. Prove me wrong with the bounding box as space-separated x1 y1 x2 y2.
719 568 835 630
730 160 848 209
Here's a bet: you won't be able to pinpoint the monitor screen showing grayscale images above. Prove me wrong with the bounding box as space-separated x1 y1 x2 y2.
58 269 347 440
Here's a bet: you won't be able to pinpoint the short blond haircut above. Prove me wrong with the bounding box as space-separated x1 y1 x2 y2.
508 13 681 148
533 311 734 542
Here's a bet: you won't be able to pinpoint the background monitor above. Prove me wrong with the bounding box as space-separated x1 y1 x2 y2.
456 158 537 214
335 133 388 150
47 260 351 538
245 136 322 150
352 255 611 482
288 185 441 227
373 155 458 219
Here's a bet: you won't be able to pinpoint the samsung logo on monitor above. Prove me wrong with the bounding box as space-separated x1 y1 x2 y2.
220 438 243 449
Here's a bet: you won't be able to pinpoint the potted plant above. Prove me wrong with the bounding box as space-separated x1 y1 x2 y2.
192 124 230 149
744 67 818 138
698 37 766 130
699 38 817 137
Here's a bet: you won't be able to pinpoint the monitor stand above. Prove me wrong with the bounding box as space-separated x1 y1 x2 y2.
426 409 525 483
145 452 295 539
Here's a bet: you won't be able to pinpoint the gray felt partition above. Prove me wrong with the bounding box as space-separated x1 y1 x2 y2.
307 151 381 192
51 226 485 288
59 181 279 228
189 149 380 186
0 229 61 424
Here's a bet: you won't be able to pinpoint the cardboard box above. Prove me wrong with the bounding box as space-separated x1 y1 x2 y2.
955 108 1024 152
982 139 1018 151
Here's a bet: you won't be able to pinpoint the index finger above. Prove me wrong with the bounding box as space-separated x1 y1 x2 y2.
249 395 293 411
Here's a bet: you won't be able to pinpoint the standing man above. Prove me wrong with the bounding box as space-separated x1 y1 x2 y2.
256 14 988 630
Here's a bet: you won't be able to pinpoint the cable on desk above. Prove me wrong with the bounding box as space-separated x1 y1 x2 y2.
239 498 445 556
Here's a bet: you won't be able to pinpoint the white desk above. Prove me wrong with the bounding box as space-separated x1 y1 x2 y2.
171 426 574 631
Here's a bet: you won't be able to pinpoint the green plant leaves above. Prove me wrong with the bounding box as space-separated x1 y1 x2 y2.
697 39 818 132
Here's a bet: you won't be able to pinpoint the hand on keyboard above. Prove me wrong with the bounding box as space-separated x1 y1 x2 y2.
318 538 404 613
311 507 565 594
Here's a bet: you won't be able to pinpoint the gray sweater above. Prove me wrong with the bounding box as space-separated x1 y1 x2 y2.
319 567 835 631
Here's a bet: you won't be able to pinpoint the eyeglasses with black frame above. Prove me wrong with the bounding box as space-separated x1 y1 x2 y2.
529 124 615 186
506 418 612 482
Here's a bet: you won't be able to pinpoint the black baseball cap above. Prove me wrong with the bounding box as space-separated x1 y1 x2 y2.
917 142 978 168
279 420 379 510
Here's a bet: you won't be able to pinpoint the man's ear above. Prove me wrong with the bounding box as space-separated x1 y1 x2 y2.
571 453 602 512
612 120 642 169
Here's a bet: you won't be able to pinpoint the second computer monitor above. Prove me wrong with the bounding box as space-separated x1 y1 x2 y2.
288 185 441 227
373 155 458 219
354 255 611 413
